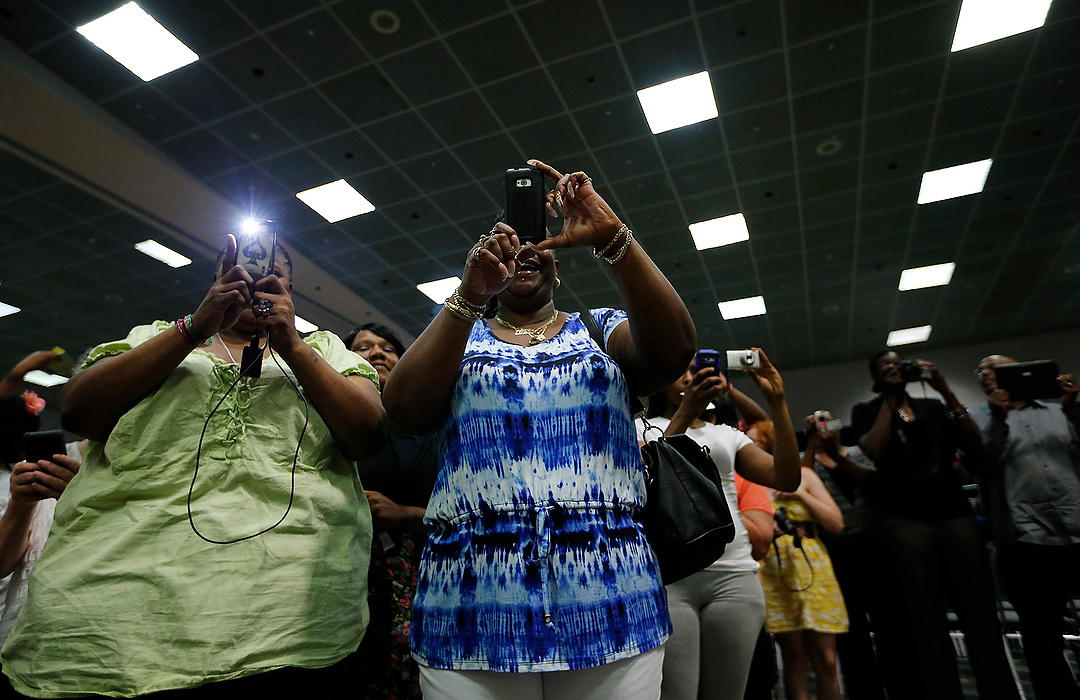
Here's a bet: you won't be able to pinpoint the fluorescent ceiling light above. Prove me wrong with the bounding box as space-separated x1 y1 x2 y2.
417 277 462 304
23 370 69 387
887 325 933 346
951 0 1053 52
135 239 191 268
294 315 319 334
689 213 750 251
637 71 719 135
917 159 992 204
76 2 198 81
295 180 376 223
899 262 956 291
0 302 19 318
718 295 766 320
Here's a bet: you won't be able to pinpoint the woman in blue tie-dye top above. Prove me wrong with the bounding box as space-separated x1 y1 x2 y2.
383 160 696 699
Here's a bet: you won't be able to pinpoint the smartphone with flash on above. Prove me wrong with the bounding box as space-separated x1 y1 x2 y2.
237 220 278 281
503 167 547 246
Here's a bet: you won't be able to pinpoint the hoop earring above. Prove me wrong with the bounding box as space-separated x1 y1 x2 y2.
555 277 562 289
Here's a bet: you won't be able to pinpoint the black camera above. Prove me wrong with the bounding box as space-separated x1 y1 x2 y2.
897 359 925 383
774 506 802 549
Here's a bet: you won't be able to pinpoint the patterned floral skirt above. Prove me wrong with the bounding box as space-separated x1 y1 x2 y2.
341 529 424 700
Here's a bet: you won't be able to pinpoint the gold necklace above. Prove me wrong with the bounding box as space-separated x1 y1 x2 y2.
495 309 560 345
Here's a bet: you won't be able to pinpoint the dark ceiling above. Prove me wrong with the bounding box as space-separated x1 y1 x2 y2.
1 0 1079 401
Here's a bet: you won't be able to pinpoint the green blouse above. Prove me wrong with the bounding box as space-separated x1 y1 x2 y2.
1 322 379 697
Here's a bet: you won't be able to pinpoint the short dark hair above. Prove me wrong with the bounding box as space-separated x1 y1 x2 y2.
344 322 406 357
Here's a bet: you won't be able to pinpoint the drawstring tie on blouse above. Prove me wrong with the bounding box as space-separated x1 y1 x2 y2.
532 506 556 630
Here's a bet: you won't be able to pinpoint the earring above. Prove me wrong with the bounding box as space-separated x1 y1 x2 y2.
554 277 561 289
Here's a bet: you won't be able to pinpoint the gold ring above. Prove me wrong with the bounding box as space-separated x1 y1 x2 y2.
472 248 483 261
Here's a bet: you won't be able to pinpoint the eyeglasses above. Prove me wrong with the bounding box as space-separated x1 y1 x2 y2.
973 367 995 378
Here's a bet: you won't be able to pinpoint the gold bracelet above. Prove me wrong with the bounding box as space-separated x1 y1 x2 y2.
600 228 634 264
449 289 488 315
443 297 484 322
593 225 629 259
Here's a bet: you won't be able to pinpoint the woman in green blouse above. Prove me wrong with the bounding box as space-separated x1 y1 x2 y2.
0 235 385 697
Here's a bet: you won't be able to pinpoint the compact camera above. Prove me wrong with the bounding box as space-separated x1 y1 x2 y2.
811 413 844 433
726 349 761 370
897 359 925 383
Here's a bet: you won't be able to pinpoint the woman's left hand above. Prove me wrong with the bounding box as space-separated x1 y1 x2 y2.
916 359 949 393
253 275 302 354
529 159 624 251
745 347 785 401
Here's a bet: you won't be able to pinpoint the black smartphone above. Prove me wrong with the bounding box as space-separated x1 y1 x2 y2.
503 167 547 245
695 349 720 372
237 220 278 280
22 430 66 464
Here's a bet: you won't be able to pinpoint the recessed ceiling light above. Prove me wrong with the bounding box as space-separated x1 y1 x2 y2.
636 71 719 135
295 180 376 223
0 301 19 318
887 325 932 346
898 262 956 291
951 0 1053 52
294 315 319 334
718 295 766 320
917 159 992 204
689 213 749 251
76 2 198 81
135 239 192 268
23 370 69 387
416 277 462 304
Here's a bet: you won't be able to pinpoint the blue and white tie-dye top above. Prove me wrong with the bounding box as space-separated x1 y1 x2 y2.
411 309 671 672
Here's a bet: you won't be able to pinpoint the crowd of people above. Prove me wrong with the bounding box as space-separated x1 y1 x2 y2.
0 159 1076 699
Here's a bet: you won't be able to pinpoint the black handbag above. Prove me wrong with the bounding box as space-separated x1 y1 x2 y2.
578 309 736 585
639 418 736 585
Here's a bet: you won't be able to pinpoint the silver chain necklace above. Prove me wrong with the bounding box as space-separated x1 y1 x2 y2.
215 333 238 364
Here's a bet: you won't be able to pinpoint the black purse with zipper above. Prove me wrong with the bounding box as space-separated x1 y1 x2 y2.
579 309 736 585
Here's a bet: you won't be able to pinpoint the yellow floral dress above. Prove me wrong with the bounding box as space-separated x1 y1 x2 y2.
760 499 849 634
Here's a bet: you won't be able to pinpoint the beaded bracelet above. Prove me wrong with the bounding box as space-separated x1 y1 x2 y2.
176 314 213 347
443 297 484 322
593 225 629 260
599 228 634 264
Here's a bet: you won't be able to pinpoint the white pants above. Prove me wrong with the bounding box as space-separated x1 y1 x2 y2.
418 645 665 700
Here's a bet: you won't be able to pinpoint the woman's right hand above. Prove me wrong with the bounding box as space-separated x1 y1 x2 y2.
190 234 254 339
10 454 80 505
459 223 519 302
679 368 729 417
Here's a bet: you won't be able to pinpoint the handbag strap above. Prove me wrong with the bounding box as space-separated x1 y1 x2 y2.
578 307 646 418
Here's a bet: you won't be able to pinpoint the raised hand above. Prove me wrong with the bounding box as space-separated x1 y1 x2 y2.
460 223 519 301
1060 374 1079 408
988 388 1011 421
744 348 785 401
529 159 623 251
190 234 254 340
916 359 949 394
10 453 80 504
253 274 301 354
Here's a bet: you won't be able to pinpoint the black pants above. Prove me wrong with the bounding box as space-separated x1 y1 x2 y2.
878 515 1019 700
998 541 1080 700
822 537 887 700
